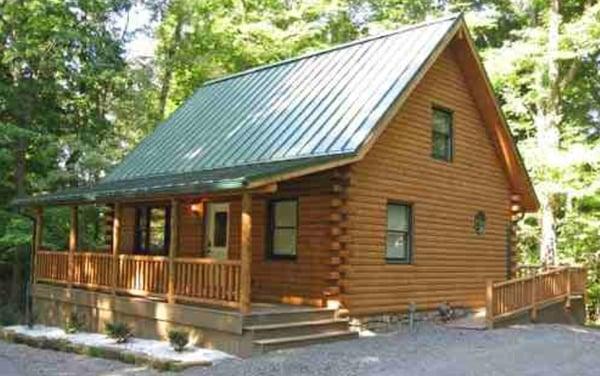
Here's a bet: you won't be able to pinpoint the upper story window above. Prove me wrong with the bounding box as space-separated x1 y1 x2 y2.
432 108 453 161
135 206 170 255
386 203 412 263
268 199 298 259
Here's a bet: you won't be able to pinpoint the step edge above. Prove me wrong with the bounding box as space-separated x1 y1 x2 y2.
244 319 349 331
253 330 357 346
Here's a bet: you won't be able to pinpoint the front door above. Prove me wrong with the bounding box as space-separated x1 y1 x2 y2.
205 203 229 260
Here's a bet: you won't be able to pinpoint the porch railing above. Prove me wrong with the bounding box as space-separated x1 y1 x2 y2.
174 258 241 308
486 266 587 328
117 255 169 297
72 252 113 290
36 251 69 284
35 250 242 309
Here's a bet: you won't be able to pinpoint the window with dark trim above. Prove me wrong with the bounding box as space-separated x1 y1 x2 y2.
134 206 170 255
432 107 453 161
267 199 298 259
386 203 412 263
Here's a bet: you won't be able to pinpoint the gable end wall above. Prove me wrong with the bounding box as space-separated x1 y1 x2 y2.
344 45 513 316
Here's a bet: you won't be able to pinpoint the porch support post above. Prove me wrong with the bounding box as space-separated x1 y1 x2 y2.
68 206 78 287
111 203 121 295
240 192 252 313
168 199 180 304
32 207 44 285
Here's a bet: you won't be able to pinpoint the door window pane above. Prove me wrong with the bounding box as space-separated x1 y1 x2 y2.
135 206 170 255
149 208 166 252
213 211 228 247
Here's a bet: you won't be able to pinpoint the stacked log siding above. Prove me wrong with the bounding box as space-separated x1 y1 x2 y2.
344 45 513 316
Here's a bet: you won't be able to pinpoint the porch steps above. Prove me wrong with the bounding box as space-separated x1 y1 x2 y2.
243 307 338 326
245 318 351 339
253 331 358 353
244 307 357 353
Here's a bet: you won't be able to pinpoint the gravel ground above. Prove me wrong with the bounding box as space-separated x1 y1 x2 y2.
1 324 599 376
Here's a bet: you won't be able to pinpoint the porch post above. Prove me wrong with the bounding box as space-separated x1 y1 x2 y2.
32 207 44 285
68 206 78 288
167 199 180 304
240 192 252 313
111 203 121 295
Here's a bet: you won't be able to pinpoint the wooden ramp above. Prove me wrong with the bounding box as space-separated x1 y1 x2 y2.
485 266 587 328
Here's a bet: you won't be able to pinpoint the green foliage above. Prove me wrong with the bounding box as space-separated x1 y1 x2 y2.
168 329 190 352
65 312 85 334
0 304 21 326
105 321 133 344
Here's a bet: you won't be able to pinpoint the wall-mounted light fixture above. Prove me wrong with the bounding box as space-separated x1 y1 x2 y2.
190 202 204 217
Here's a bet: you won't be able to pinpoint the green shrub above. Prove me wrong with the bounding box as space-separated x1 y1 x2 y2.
105 321 133 344
168 329 189 352
0 304 20 326
65 311 85 334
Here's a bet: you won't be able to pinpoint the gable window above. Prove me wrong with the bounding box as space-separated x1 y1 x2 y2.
268 199 298 259
386 203 412 263
135 206 170 255
432 108 453 161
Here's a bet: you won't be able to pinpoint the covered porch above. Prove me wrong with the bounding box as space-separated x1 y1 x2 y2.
32 189 270 313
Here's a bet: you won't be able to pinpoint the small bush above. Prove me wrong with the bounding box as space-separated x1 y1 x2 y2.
65 311 85 334
0 304 20 326
105 321 133 344
168 329 189 352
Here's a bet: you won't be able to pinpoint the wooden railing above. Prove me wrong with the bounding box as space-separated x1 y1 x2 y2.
34 251 242 308
35 251 69 283
487 266 587 328
116 255 169 297
72 252 113 290
173 258 241 308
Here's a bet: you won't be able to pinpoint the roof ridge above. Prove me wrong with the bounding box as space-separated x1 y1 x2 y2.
202 13 462 87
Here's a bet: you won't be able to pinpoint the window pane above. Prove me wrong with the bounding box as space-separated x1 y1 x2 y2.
274 201 297 227
386 232 407 259
149 208 166 252
387 204 409 231
432 109 452 161
273 228 297 256
432 132 450 159
213 211 228 247
433 110 451 134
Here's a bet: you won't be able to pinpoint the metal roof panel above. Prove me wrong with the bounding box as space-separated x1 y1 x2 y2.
104 15 460 183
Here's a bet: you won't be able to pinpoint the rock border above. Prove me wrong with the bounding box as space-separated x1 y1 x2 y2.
0 327 211 371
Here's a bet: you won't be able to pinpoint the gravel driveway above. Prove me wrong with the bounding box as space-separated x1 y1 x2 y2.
1 324 599 376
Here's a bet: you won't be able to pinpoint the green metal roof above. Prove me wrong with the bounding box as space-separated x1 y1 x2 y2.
15 15 462 206
13 155 349 206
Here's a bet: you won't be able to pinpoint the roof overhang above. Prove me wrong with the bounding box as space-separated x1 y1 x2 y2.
12 154 356 206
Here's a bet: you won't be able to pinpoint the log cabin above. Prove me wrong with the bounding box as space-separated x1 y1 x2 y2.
14 14 545 355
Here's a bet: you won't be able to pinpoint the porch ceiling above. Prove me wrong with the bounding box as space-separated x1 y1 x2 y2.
13 154 352 206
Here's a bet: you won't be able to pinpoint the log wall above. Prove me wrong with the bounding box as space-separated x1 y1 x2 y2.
344 45 514 316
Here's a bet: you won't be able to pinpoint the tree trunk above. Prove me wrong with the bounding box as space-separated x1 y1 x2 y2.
158 16 183 120
537 0 562 265
14 138 27 198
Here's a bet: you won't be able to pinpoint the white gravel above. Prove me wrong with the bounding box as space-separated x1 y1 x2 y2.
1 323 600 375
4 325 232 364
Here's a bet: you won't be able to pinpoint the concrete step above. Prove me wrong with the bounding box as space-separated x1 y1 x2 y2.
245 319 351 339
243 308 337 326
253 330 358 353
